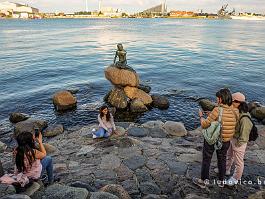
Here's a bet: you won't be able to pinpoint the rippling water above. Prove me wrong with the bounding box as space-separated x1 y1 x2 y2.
0 18 265 135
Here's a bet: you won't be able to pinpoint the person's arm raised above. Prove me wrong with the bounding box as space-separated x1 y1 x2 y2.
35 132 46 160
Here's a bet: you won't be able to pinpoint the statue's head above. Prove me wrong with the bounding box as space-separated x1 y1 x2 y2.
117 43 123 51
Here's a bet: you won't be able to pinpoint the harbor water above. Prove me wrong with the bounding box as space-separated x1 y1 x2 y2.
0 18 265 136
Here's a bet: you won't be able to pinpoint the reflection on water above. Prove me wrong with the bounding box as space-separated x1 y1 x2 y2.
0 19 265 133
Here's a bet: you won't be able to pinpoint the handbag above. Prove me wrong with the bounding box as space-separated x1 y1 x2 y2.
203 106 223 146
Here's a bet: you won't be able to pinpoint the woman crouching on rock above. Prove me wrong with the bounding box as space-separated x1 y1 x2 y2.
0 131 54 188
193 88 239 188
93 105 116 139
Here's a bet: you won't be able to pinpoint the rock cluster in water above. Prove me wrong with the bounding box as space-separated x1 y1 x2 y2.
1 119 265 199
104 65 169 113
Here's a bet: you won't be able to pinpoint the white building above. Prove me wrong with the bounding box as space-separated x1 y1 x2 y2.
0 1 39 18
98 0 122 17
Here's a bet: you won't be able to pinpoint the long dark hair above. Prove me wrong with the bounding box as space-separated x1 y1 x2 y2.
239 102 249 113
216 88 232 106
99 105 111 122
15 132 36 173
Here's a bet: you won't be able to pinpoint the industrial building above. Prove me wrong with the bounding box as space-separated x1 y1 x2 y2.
0 1 39 18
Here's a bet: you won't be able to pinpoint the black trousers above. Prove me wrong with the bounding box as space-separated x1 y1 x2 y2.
201 139 230 181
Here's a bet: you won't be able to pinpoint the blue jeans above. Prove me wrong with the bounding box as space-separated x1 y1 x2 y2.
94 128 112 138
41 156 54 183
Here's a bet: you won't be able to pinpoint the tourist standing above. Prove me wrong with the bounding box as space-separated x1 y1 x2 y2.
93 105 116 138
226 93 252 186
193 88 239 188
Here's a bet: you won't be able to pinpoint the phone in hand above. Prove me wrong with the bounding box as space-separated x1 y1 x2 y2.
34 128 39 138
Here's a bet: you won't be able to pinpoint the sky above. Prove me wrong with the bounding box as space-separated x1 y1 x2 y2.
1 0 265 14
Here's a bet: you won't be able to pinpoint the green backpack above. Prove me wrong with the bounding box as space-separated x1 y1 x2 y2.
202 106 223 146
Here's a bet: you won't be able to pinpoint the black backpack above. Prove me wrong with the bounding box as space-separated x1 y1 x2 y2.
240 115 259 141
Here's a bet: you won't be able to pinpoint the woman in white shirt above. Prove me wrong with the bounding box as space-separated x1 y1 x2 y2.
93 105 116 138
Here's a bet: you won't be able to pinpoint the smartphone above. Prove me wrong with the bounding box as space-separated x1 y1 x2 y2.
34 128 39 137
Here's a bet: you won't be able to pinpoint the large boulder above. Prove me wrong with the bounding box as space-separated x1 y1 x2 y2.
32 184 89 199
52 90 77 111
108 88 128 109
163 121 187 137
43 124 64 137
142 120 164 129
251 107 265 120
124 86 152 105
130 99 148 113
14 119 48 137
151 95 169 109
105 66 140 87
127 127 149 137
9 113 30 123
198 99 216 112
100 184 131 199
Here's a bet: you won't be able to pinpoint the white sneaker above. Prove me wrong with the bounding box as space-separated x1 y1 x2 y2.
226 177 238 186
213 168 231 176
92 134 97 139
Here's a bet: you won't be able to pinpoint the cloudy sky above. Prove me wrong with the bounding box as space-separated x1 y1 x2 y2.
2 0 265 13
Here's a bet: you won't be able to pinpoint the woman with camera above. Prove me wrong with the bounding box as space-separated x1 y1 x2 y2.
0 131 54 187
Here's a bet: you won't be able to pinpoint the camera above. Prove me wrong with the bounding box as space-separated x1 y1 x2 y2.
34 128 39 138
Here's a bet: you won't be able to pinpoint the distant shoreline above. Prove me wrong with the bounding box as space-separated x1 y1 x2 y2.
0 16 221 20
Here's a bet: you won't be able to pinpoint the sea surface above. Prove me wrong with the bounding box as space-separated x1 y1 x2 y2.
0 18 265 137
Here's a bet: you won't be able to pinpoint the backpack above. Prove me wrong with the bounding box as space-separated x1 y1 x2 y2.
202 106 223 148
240 115 259 141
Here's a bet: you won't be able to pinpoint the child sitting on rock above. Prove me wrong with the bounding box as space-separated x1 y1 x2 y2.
92 105 116 138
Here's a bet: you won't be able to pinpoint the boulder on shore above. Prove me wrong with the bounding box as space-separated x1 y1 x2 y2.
105 66 140 87
130 99 148 113
43 124 64 137
52 91 77 111
32 184 89 199
251 107 265 120
14 118 48 137
9 113 30 123
163 121 187 137
124 86 152 105
108 88 128 109
198 99 216 112
151 95 169 109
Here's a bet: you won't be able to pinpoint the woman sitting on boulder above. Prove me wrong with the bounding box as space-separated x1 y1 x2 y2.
0 131 54 188
92 105 116 138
